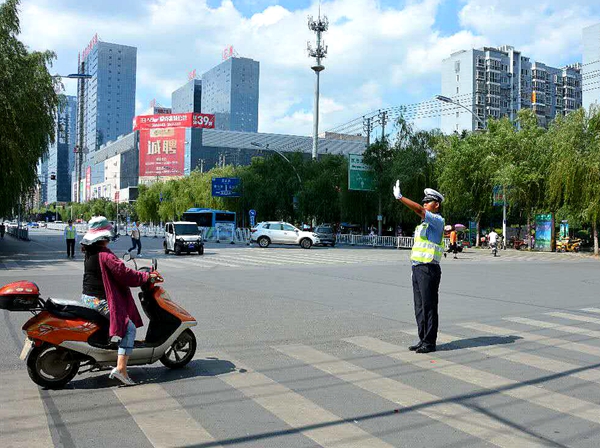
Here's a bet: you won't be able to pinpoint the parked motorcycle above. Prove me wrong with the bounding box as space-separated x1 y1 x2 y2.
556 237 582 253
0 256 197 389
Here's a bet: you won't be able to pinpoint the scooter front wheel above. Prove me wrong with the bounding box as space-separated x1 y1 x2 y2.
27 345 80 389
160 329 196 369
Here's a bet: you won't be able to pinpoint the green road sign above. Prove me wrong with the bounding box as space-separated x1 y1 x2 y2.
348 154 374 191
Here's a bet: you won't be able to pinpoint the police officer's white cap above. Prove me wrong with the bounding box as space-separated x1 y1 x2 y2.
423 188 444 203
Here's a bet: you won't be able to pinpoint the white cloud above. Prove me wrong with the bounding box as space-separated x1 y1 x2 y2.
16 0 600 136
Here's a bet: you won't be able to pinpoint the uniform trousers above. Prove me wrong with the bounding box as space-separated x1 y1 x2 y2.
411 263 441 347
66 239 75 257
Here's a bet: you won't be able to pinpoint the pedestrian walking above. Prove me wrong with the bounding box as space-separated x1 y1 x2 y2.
64 220 77 258
127 220 142 256
393 180 445 354
449 226 458 259
0 222 5 239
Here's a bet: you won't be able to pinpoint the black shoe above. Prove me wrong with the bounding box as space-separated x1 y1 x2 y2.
409 342 423 351
415 345 436 354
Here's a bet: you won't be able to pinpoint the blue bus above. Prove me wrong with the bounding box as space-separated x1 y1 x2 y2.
182 208 237 228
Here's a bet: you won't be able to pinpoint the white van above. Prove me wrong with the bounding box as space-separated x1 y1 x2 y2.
164 221 204 255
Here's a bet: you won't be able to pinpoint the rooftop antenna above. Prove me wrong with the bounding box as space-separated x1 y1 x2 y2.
307 2 328 160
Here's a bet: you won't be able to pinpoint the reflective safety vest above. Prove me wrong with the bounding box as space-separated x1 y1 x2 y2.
410 220 444 264
66 226 76 240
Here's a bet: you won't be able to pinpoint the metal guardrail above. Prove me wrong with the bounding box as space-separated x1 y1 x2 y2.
6 225 29 241
336 234 450 249
43 223 251 244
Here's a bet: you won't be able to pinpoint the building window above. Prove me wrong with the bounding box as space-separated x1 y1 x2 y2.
456 74 460 82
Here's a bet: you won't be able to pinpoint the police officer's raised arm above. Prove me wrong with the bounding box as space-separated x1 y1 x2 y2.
393 180 426 219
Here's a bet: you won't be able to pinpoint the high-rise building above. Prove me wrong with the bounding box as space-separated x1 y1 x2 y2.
201 57 259 132
47 96 77 203
37 157 48 206
76 34 137 201
583 23 600 111
172 79 202 113
441 46 582 133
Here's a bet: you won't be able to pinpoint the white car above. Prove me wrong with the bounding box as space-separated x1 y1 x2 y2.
251 221 320 249
164 221 204 255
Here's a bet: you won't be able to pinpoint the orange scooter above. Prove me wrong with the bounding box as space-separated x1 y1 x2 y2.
0 257 197 389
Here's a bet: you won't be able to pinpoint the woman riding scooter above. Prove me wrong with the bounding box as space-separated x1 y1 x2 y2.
80 216 158 385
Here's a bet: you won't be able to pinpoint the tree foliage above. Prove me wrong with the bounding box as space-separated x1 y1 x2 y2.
0 0 60 216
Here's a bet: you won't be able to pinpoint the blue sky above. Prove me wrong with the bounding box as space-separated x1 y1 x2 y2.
15 0 600 136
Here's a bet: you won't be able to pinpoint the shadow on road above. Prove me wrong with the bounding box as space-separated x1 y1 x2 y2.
67 357 237 390
437 335 522 351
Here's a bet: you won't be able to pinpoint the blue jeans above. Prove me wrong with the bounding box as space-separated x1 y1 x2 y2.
118 320 136 356
128 238 141 255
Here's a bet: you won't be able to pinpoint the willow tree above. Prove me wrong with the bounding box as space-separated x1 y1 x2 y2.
0 0 60 216
547 107 600 255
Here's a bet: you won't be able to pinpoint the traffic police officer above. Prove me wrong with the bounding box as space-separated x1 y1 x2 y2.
64 219 77 258
393 180 445 353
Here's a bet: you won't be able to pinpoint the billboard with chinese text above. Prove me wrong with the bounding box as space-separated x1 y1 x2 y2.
133 113 215 131
139 127 186 178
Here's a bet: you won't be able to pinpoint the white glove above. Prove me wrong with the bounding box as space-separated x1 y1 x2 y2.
393 180 402 200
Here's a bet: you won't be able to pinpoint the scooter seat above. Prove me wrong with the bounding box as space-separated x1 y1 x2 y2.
46 298 107 324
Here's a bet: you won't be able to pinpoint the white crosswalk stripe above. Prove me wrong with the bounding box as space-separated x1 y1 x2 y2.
546 311 600 325
504 316 600 338
345 335 600 426
8 309 600 447
0 371 54 447
275 344 549 447
211 352 395 448
458 321 600 359
114 383 219 447
407 329 600 385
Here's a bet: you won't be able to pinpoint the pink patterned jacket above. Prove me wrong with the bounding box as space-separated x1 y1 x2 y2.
97 249 149 338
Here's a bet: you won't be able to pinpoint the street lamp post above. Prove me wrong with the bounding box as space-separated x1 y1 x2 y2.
435 95 486 130
250 142 302 186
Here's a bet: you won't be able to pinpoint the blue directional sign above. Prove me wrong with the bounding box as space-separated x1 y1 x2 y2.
249 209 256 227
212 177 241 197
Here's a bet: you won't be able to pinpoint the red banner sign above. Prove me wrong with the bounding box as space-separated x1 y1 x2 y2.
139 127 186 177
85 166 91 201
133 113 215 131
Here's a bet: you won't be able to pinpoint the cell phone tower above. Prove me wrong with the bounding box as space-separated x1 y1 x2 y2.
307 5 328 160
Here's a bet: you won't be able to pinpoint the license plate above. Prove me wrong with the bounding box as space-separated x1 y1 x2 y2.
19 338 34 360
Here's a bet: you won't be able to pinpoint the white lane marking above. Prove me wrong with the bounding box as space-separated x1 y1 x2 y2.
458 322 600 359
275 344 548 448
114 383 219 448
161 257 241 268
345 336 600 426
214 351 394 448
411 330 600 385
546 311 600 325
215 254 281 265
505 317 600 338
581 307 600 315
0 370 54 447
1 260 21 269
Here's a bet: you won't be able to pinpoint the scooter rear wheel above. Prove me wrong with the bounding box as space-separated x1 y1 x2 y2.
27 345 80 389
160 329 196 369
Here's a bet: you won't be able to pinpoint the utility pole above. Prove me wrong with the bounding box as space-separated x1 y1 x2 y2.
363 116 372 147
76 59 85 203
307 7 328 160
379 110 387 140
376 110 387 236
